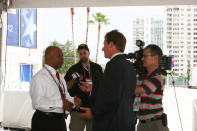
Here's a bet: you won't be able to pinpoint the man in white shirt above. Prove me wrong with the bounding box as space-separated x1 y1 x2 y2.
30 46 81 131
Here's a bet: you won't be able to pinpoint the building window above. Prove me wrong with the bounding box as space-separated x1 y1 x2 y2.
173 8 179 11
167 8 172 11
20 63 33 82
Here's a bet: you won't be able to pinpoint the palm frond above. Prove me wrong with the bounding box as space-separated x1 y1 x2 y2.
89 20 95 24
91 12 110 25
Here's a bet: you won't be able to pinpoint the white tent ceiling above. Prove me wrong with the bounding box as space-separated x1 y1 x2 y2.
11 0 197 8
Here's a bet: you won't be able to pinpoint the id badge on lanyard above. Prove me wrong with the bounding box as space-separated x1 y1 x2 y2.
45 67 65 98
133 95 141 112
83 64 93 96
83 64 92 81
133 79 144 112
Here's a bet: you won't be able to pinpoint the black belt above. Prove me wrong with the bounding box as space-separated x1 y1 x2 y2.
140 115 162 123
36 110 64 118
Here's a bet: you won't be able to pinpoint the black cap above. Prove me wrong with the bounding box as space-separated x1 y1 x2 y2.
77 44 89 52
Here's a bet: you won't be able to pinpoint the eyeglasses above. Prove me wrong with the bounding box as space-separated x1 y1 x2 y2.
142 54 155 58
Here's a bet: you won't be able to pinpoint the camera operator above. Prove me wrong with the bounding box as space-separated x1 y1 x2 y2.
134 44 169 131
64 44 103 131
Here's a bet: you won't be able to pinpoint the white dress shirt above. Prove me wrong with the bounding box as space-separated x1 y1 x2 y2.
111 52 124 60
30 64 74 113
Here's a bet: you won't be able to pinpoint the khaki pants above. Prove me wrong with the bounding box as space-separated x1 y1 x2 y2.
137 120 169 131
69 111 92 131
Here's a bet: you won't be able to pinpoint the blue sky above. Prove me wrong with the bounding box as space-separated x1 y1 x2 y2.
40 6 164 63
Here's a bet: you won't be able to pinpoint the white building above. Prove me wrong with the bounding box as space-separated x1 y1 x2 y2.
164 6 197 76
132 16 164 52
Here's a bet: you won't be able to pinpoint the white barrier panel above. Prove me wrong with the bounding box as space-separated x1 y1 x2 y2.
2 91 34 129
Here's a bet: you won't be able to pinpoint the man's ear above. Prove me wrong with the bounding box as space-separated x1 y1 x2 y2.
109 41 115 48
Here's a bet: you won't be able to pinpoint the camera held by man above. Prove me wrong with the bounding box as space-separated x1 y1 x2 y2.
128 40 172 77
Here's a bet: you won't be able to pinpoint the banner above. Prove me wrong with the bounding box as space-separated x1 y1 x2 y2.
7 9 19 46
20 9 37 48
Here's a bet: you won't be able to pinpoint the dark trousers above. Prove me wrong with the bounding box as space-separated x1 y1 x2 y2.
31 110 67 131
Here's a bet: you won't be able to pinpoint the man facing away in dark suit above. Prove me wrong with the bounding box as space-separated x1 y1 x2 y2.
79 30 136 131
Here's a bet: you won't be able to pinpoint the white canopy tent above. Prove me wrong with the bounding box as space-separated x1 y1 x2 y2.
9 0 197 8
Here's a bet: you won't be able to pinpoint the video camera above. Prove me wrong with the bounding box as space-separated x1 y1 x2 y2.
127 40 172 77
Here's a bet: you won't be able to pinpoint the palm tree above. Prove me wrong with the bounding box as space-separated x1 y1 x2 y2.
85 7 90 45
89 12 110 62
70 8 76 63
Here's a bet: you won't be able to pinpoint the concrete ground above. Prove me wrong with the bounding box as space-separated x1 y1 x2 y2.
163 87 197 131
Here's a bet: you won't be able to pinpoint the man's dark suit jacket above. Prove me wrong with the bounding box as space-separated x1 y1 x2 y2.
91 54 136 131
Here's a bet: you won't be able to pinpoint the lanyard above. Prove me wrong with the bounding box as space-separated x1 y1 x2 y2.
44 67 65 99
83 63 92 80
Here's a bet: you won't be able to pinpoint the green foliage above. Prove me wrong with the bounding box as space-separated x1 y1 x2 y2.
91 12 111 25
43 40 78 75
88 20 95 24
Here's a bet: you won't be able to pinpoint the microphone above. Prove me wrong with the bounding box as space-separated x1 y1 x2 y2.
71 72 81 83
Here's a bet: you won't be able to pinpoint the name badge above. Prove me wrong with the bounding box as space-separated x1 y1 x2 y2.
133 96 141 112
